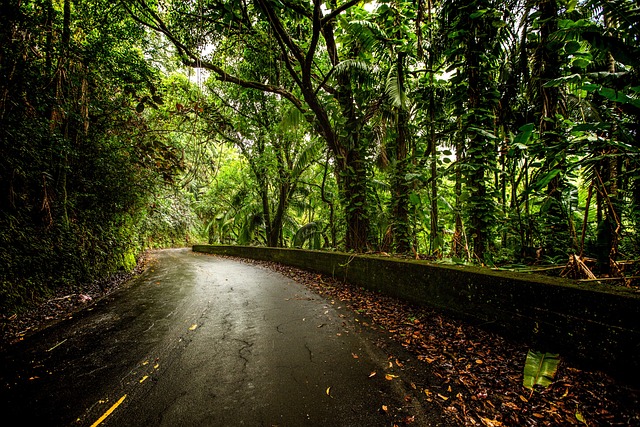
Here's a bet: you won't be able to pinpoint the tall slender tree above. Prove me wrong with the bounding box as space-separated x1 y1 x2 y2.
441 0 505 261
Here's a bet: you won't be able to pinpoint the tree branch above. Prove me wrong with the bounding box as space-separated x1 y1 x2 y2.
305 1 322 78
124 1 307 114
321 0 365 27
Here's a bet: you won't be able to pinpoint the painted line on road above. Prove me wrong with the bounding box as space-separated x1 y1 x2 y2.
90 394 127 427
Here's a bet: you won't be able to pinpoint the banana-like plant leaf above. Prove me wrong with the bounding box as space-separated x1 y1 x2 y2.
523 350 560 390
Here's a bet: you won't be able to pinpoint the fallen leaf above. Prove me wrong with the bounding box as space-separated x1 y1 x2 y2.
438 394 449 401
326 387 331 397
385 374 399 381
382 405 388 412
139 375 149 383
476 359 484 364
352 353 359 359
480 417 503 426
396 359 404 367
189 324 198 331
503 401 520 411
369 371 377 378
418 355 436 364
576 411 587 425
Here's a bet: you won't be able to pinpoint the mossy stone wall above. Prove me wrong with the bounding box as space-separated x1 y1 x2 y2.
193 245 640 385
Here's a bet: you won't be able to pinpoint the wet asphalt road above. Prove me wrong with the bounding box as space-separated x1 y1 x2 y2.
0 248 441 426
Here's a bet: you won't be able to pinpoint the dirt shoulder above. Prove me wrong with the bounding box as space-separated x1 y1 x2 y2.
0 251 155 350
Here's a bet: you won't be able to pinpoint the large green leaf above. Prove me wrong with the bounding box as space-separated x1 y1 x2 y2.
533 169 562 191
523 350 560 390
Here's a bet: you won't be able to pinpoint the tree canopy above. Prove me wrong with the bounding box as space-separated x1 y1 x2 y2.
2 0 639 311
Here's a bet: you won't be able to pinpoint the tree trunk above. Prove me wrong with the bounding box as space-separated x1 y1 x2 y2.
602 13 621 274
341 147 370 252
427 26 439 254
391 53 411 254
465 12 488 262
391 108 411 253
451 127 465 258
332 47 371 252
535 0 568 255
321 152 337 248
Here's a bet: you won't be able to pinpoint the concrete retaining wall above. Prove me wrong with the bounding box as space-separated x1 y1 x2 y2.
193 245 640 385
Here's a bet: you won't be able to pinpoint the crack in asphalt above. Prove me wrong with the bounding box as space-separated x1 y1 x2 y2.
304 342 314 363
234 338 253 372
220 311 232 341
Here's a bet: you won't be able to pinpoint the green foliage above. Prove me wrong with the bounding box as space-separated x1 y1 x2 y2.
523 350 560 390
0 0 189 313
4 0 640 316
293 222 325 249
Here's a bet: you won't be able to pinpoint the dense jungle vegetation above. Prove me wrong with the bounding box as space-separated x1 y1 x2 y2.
1 0 639 312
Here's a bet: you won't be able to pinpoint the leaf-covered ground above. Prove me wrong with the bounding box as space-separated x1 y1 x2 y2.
231 256 639 427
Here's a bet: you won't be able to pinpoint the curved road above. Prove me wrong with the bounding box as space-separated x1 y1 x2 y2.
0 249 447 426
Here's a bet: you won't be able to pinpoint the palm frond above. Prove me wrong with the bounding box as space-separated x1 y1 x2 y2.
346 20 389 55
370 178 391 193
291 139 324 180
280 105 305 131
385 68 409 110
334 59 375 81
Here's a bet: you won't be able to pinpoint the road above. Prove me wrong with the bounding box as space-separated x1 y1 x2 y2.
0 248 447 426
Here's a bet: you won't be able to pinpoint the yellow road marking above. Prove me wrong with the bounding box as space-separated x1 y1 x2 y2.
90 394 127 427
